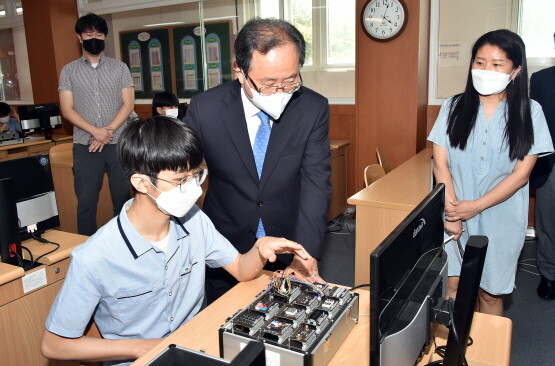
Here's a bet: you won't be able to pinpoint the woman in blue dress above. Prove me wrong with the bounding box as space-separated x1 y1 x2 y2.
428 30 553 315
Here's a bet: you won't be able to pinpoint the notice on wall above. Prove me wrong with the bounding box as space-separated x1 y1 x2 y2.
439 41 467 67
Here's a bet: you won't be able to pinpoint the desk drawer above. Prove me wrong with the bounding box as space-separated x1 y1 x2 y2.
0 258 70 306
29 142 55 154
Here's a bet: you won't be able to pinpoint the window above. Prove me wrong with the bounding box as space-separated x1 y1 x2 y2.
257 0 355 70
518 0 555 60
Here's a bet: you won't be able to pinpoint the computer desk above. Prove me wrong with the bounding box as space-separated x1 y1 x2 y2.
132 272 512 366
0 230 89 366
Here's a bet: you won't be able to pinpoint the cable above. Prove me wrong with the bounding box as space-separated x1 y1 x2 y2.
29 232 60 269
350 283 370 291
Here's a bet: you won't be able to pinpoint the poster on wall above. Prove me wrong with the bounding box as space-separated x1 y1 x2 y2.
173 21 232 99
120 28 172 99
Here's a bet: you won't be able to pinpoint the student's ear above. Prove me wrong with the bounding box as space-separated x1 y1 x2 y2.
77 34 83 44
130 174 151 194
511 66 522 81
156 106 165 115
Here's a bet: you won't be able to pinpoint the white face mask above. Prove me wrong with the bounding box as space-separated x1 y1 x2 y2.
147 178 202 217
242 80 293 120
164 108 179 119
0 117 10 123
471 69 514 96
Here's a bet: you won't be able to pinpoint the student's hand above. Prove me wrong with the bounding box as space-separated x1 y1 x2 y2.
0 123 8 132
444 219 463 241
254 237 311 263
445 200 482 221
88 139 105 152
92 126 114 145
133 338 163 359
9 106 19 120
290 255 326 284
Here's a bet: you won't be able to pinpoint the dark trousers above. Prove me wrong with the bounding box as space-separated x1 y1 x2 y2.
536 165 555 281
73 143 130 236
205 250 293 305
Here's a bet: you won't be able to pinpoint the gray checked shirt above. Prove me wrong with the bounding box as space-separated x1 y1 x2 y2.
58 55 134 145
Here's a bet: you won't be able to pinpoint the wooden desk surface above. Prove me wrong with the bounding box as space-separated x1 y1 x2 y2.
0 135 72 152
348 147 432 210
0 230 87 286
133 272 511 366
132 273 370 366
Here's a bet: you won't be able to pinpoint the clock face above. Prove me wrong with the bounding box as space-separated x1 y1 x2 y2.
362 0 407 41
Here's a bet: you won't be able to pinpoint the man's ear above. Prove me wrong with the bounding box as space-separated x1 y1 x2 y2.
77 34 83 44
156 106 165 115
130 174 150 194
233 61 245 84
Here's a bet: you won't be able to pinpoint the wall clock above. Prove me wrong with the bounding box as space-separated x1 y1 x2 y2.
361 0 408 42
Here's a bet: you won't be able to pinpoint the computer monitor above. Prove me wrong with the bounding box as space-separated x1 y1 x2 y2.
0 154 60 240
370 183 447 366
18 103 62 140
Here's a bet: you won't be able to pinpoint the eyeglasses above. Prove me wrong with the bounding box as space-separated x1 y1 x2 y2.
245 74 303 96
156 169 207 191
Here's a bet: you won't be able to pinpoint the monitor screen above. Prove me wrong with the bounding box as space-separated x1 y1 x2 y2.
0 154 59 238
370 183 446 366
18 103 62 137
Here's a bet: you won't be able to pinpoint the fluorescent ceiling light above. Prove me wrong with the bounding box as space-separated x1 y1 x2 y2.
143 21 186 27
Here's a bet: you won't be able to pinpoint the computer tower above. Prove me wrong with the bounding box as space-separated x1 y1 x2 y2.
0 177 22 266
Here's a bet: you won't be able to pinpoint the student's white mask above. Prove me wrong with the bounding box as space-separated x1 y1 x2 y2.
471 69 514 96
165 108 179 119
0 117 10 123
146 178 201 217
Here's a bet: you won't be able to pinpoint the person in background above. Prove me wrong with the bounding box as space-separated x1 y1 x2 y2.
0 102 22 133
428 29 553 315
152 91 179 119
184 18 331 304
59 13 135 236
41 116 311 366
530 32 555 300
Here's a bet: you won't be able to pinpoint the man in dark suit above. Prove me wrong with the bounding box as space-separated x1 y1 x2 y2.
185 18 331 304
530 33 555 300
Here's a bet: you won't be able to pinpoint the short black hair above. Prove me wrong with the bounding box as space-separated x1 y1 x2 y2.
75 13 108 35
0 102 10 117
152 91 179 117
234 18 305 73
118 116 203 183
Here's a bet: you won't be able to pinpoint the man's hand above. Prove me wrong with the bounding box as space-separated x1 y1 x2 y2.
445 200 482 222
92 126 114 145
255 237 311 263
88 139 105 152
290 255 326 284
133 338 163 359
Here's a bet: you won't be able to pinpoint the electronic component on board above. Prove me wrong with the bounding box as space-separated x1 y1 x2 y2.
270 285 301 304
262 317 294 344
278 305 307 327
250 294 281 319
320 297 340 318
305 309 330 333
329 286 351 305
289 324 318 351
232 310 265 336
293 292 319 313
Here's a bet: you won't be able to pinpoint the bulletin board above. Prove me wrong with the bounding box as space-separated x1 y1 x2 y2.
119 21 232 100
120 28 172 100
173 21 233 99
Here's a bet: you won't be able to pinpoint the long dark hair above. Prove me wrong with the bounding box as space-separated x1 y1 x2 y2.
446 29 533 161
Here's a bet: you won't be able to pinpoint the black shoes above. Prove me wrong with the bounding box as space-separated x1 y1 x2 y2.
537 275 555 300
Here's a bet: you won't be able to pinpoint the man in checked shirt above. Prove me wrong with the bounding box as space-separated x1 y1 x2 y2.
59 13 135 236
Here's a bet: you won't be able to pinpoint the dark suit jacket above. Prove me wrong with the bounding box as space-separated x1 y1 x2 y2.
530 66 555 188
184 80 331 259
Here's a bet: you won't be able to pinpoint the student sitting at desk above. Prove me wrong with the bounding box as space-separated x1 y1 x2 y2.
0 102 22 133
41 116 311 366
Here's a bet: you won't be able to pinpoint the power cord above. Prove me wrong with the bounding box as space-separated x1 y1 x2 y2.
350 283 370 291
29 231 60 269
